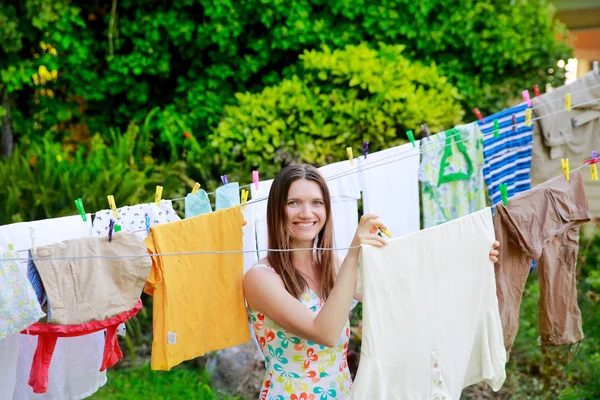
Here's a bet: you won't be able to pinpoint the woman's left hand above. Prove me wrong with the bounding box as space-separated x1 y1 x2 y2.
489 241 500 263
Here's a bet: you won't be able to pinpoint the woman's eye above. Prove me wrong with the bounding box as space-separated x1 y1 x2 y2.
314 201 323 206
288 201 298 206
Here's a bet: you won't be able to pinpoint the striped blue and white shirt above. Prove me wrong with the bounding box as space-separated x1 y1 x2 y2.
478 103 533 206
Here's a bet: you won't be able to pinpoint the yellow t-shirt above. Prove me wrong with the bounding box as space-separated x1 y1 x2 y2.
144 206 250 371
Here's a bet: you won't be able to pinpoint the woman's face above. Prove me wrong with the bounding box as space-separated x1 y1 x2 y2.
285 178 327 247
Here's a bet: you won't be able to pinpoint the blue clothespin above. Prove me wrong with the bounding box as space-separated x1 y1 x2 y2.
221 175 228 185
145 215 150 233
108 220 115 243
362 141 369 158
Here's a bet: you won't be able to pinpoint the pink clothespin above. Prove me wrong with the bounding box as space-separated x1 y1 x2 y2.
252 170 259 190
522 90 532 107
472 108 485 124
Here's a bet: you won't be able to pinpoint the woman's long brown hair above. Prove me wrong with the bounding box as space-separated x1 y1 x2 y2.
266 164 335 299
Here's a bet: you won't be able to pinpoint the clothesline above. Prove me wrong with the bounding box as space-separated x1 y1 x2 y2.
529 81 600 112
6 164 588 262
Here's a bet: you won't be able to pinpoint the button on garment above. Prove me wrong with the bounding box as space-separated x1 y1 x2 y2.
247 265 352 400
352 208 506 399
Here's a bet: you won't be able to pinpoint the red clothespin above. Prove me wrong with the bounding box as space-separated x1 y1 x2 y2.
533 85 540 97
252 170 259 190
522 90 532 107
362 141 369 158
221 175 228 185
421 124 430 139
473 108 485 124
512 114 517 132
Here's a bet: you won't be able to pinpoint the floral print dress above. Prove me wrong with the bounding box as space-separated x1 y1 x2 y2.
248 265 352 400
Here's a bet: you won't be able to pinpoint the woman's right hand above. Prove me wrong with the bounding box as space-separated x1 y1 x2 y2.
351 213 388 248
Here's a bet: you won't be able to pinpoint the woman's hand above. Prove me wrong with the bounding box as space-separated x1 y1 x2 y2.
489 241 500 263
351 214 388 248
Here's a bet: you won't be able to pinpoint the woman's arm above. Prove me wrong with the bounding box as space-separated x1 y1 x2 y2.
244 214 385 347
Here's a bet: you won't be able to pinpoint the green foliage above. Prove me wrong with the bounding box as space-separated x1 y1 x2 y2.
0 121 187 225
90 364 239 400
210 43 464 181
1 0 569 153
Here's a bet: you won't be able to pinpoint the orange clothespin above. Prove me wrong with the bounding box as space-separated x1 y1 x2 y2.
107 195 118 218
561 158 570 180
241 189 249 210
525 108 532 127
565 93 571 112
191 182 201 194
346 147 354 166
155 185 163 207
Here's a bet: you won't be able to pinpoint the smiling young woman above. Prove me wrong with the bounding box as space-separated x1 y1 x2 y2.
243 163 500 400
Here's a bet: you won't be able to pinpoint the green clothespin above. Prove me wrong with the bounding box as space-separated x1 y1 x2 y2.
114 224 122 233
8 244 14 251
493 119 500 138
499 183 509 206
406 130 416 147
75 198 87 221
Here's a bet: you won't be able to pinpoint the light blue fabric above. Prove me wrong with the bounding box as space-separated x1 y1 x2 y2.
185 190 213 218
216 182 240 210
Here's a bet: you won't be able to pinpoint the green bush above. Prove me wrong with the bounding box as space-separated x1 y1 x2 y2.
0 121 188 225
209 43 464 182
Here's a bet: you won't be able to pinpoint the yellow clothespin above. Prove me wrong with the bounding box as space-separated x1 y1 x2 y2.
191 182 201 194
155 185 163 207
565 93 571 112
561 158 570 180
107 195 118 218
525 108 532 127
346 147 353 166
378 227 392 238
241 189 249 210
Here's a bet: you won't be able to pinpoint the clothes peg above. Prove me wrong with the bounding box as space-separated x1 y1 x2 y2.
8 244 14 251
522 90 532 107
191 182 201 195
108 220 115 243
30 227 36 253
583 151 599 181
107 195 118 219
74 198 87 221
155 185 163 207
346 147 354 166
493 119 500 138
533 84 540 97
525 108 532 127
512 114 517 132
145 215 150 233
565 93 571 112
362 141 369 158
406 130 416 147
561 158 570 180
472 108 485 124
221 175 228 185
114 224 122 233
499 183 509 206
421 124 430 139
378 227 392 238
252 170 259 190
241 189 249 210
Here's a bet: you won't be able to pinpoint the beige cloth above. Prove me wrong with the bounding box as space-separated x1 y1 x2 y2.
494 170 590 352
531 70 600 218
33 232 151 325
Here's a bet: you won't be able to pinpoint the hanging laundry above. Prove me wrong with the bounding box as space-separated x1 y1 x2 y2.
359 142 421 237
494 170 590 352
242 202 258 273
250 179 274 259
0 215 107 400
23 300 142 394
30 232 151 325
531 70 600 217
419 125 487 228
352 208 506 399
318 158 361 257
479 104 533 205
0 247 45 340
216 182 241 210
144 207 250 371
185 189 212 218
91 199 180 240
